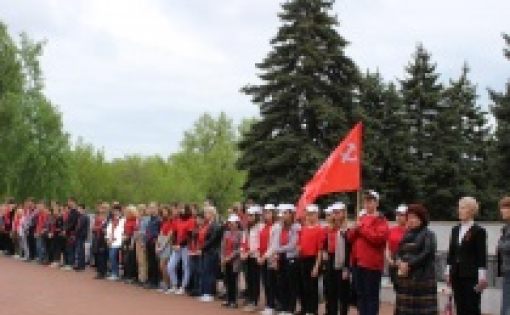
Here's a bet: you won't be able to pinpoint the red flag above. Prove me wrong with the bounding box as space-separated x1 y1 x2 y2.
296 122 363 217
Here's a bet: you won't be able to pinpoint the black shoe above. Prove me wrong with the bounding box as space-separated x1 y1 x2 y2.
221 302 230 307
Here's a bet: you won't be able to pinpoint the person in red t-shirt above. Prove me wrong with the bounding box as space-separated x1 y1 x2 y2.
257 204 278 315
323 202 351 315
298 204 324 315
122 205 139 283
167 204 196 295
188 212 204 296
221 214 242 309
156 205 174 293
35 201 49 264
347 190 389 315
386 204 408 292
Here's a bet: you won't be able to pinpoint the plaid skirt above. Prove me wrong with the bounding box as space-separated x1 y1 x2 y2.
395 277 438 315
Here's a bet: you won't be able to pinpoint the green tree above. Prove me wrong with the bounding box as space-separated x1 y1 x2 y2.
0 22 24 197
175 112 245 212
358 71 409 212
14 34 70 200
490 33 510 197
239 0 359 203
400 44 450 218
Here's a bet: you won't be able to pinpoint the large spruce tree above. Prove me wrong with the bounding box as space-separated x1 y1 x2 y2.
442 64 493 218
358 71 409 212
490 33 510 196
400 44 444 210
238 0 359 202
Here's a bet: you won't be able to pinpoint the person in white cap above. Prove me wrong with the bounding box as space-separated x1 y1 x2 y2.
220 214 243 309
386 204 408 292
347 190 389 315
257 204 279 315
241 205 264 312
297 203 324 315
275 204 300 315
323 202 351 315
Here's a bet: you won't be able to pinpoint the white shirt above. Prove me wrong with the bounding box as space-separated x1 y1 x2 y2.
458 220 474 244
106 217 125 248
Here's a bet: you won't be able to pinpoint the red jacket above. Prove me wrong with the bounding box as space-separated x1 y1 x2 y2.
35 212 49 235
124 216 138 237
347 214 389 271
259 223 272 256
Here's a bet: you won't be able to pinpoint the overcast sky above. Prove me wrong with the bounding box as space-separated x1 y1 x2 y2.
1 0 508 158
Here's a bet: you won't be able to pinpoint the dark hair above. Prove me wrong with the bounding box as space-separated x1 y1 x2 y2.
182 204 192 219
406 204 429 226
499 197 510 209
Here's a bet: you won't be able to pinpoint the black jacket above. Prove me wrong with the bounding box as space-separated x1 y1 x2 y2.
396 226 437 281
202 222 223 254
75 214 90 240
447 223 487 279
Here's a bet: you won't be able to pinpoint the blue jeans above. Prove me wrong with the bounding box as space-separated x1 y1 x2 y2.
201 251 219 295
189 255 202 294
36 237 46 262
503 273 510 315
75 238 86 269
353 266 382 315
168 247 190 288
109 247 120 277
65 239 75 266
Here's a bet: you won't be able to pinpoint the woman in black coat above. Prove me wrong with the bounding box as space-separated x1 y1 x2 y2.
394 204 438 315
446 197 488 315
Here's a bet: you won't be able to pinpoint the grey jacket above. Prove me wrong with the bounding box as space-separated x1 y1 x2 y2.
498 224 510 276
221 229 242 272
275 222 300 259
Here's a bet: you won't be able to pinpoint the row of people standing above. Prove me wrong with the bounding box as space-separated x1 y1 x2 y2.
2 193 510 315
0 197 90 270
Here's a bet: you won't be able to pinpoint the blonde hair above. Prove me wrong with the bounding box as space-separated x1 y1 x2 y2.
126 204 138 217
204 206 217 218
459 196 479 216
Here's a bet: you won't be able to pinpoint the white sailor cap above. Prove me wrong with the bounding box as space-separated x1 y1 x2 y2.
227 214 240 222
305 204 320 213
247 205 262 215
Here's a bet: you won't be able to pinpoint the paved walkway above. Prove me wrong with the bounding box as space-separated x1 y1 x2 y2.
0 256 394 315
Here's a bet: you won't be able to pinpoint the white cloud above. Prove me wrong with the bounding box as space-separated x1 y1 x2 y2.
0 0 508 158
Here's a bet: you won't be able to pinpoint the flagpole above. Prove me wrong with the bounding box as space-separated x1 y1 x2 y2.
356 189 361 218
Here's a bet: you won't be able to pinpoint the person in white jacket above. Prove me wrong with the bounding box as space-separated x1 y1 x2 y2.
106 206 125 280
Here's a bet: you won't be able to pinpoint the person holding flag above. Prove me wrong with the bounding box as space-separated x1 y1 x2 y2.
347 190 389 315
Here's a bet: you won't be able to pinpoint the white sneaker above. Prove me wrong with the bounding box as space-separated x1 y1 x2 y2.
107 275 119 281
260 308 274 315
199 295 214 302
164 288 174 295
175 287 185 295
13 255 20 259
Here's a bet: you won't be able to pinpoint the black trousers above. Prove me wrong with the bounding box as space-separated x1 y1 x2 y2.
452 275 481 315
225 262 238 304
146 240 159 286
124 247 137 279
45 237 54 262
325 255 350 315
245 257 260 305
28 229 36 260
262 261 277 309
278 256 299 313
95 247 108 277
299 256 319 315
51 235 66 263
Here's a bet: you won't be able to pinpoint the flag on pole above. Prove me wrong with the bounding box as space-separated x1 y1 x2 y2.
296 122 363 217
